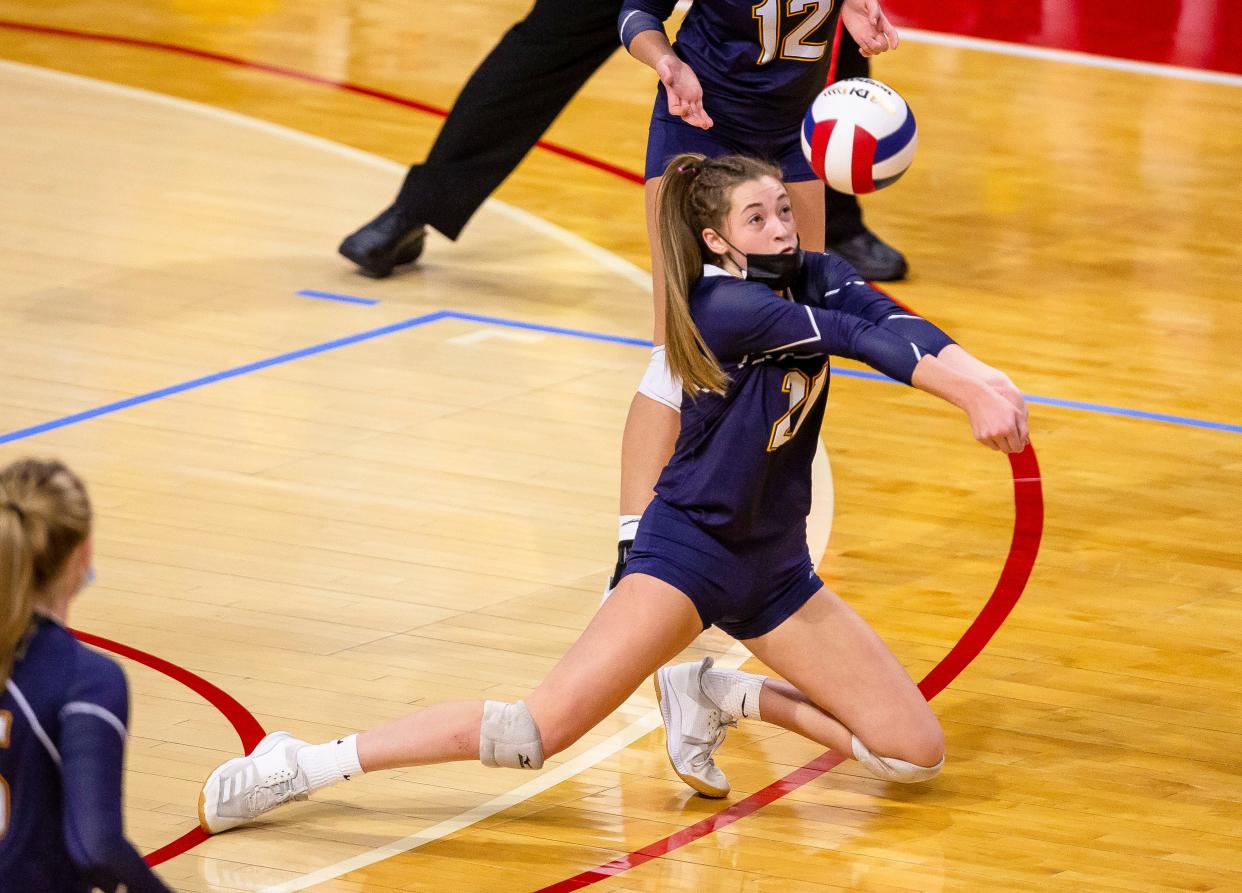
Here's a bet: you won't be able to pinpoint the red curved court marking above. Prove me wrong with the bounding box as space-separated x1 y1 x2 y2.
71 629 268 866
0 19 645 185
535 444 1043 893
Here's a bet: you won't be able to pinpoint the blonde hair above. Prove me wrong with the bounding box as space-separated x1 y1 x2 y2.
0 458 91 684
657 152 783 397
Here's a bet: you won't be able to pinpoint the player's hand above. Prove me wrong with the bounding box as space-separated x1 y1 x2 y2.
964 385 1028 453
656 55 714 130
841 0 900 57
982 374 1030 447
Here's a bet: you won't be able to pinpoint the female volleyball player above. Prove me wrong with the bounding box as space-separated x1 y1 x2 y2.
610 0 903 589
199 152 1026 832
0 458 173 892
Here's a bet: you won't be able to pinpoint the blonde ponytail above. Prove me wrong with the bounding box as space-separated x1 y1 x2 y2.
656 152 783 398
0 459 91 684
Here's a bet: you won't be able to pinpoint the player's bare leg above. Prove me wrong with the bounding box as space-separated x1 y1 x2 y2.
199 574 702 833
741 587 943 768
786 178 826 253
656 586 944 796
613 176 680 590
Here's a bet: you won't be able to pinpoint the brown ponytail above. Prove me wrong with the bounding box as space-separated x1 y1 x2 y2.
0 458 91 684
657 152 783 397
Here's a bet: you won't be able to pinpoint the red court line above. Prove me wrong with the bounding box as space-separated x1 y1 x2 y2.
535 444 1043 892
0 19 644 185
71 629 268 867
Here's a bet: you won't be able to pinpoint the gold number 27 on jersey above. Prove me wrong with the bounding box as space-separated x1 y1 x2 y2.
768 364 830 451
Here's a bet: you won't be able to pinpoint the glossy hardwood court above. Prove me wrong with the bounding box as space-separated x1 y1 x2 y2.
1 1 1240 891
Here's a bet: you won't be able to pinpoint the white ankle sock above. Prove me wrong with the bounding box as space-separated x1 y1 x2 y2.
701 667 766 722
618 514 641 542
297 734 363 793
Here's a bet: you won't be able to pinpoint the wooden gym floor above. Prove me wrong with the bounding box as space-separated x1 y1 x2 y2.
0 1 1239 890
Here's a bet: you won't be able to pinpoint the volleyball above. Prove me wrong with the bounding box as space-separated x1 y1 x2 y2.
800 78 917 195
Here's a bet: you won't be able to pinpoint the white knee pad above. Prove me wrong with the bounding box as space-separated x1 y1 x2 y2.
637 346 683 412
480 700 544 770
851 735 943 784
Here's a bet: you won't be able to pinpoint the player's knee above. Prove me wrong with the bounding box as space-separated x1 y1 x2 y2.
637 346 683 412
901 719 946 769
881 711 945 768
851 732 944 784
479 700 545 770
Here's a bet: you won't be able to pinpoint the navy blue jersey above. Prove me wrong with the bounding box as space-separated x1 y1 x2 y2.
656 252 954 544
0 617 171 893
621 0 839 132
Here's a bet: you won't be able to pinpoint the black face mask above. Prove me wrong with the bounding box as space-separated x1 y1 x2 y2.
719 236 804 292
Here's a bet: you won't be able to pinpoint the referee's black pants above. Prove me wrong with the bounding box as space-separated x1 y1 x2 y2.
392 0 623 240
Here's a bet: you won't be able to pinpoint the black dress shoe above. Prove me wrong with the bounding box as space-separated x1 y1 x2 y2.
338 208 427 279
826 229 909 281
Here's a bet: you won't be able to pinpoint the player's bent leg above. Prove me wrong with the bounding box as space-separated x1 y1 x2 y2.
786 179 826 253
743 586 945 773
618 394 680 518
850 734 943 783
617 175 679 520
527 572 703 756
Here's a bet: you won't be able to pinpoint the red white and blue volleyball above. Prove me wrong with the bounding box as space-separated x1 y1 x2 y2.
801 78 917 195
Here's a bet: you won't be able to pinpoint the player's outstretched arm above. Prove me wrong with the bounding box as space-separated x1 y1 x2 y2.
911 355 1028 453
619 4 713 129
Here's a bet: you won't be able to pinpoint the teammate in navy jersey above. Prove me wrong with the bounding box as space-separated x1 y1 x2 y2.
610 0 903 592
0 458 173 893
197 152 1026 831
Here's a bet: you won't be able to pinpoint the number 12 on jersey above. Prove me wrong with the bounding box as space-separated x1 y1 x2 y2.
753 0 836 65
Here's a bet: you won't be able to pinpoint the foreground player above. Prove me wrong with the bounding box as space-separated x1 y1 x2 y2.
199 153 1027 833
0 458 173 893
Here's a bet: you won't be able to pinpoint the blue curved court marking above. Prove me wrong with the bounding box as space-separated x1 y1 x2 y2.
0 310 450 445
297 289 380 306
1 308 1237 446
831 368 1242 434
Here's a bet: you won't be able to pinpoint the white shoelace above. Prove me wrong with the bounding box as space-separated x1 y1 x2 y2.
244 769 302 817
688 710 737 771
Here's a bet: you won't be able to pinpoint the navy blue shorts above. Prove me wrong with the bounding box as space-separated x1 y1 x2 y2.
645 87 818 183
621 497 823 639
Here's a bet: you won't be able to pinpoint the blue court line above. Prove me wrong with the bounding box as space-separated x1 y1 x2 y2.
297 289 380 306
440 310 653 347
1 310 1237 445
832 368 1242 434
0 310 449 445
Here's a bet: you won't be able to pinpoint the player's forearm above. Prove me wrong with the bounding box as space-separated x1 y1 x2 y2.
910 353 995 412
935 344 1009 383
625 28 676 70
